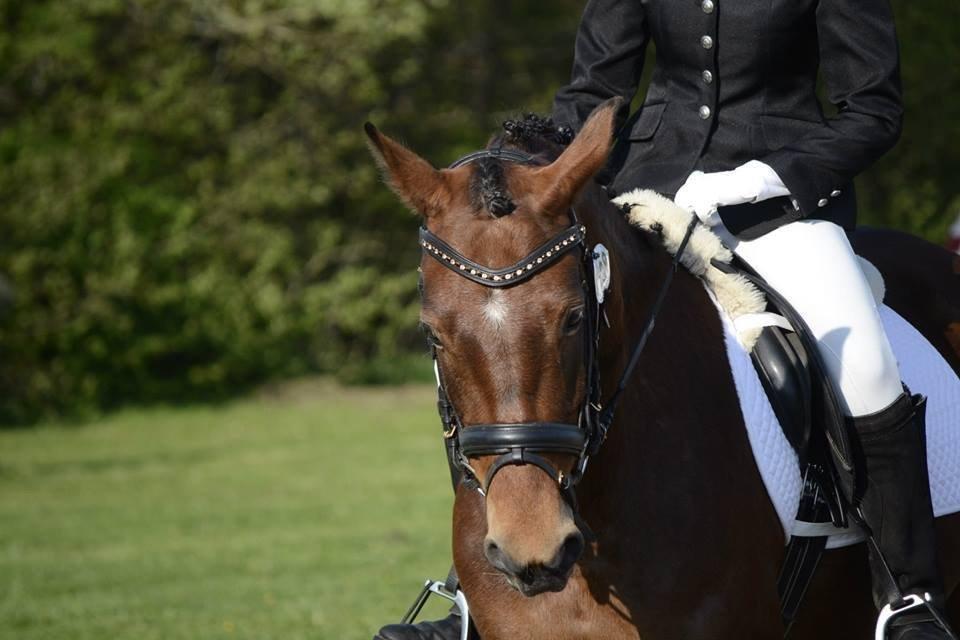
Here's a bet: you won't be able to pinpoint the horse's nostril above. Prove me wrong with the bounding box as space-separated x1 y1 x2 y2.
484 539 510 573
551 532 585 573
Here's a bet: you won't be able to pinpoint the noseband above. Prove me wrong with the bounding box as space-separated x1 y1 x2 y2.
425 146 697 516
424 148 607 510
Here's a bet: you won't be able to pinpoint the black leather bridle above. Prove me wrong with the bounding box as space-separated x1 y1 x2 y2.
424 147 697 514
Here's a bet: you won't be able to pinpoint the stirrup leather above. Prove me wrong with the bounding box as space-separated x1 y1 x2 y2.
402 579 471 640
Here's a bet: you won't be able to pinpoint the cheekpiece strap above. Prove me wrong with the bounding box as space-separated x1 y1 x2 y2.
420 224 586 288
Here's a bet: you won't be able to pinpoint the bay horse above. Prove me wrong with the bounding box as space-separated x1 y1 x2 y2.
365 100 960 639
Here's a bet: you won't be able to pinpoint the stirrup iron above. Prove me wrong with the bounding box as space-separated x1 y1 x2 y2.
402 579 471 640
874 592 959 640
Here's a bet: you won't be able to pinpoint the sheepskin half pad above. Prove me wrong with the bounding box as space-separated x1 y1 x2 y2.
614 189 767 349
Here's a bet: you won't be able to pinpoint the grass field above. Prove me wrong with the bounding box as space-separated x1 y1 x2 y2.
0 380 455 640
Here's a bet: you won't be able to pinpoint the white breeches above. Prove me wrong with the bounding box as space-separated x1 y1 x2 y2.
714 219 903 417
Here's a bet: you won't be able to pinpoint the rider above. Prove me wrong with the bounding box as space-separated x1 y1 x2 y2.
376 0 955 638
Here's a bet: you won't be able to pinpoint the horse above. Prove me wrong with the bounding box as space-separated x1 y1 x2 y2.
364 99 960 639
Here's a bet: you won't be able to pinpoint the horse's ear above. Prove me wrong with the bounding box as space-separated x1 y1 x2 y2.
527 98 622 215
364 122 449 218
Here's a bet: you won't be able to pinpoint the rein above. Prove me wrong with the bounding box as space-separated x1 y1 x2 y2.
597 212 699 440
424 147 698 518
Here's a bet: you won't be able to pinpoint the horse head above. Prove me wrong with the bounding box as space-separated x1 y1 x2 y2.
366 100 622 596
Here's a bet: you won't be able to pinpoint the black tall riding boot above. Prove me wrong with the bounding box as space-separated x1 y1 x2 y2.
851 393 957 640
374 610 462 640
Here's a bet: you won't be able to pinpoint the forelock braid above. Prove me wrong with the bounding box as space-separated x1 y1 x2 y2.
472 158 516 218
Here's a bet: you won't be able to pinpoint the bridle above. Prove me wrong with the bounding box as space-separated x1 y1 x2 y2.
424 148 605 508
423 146 697 516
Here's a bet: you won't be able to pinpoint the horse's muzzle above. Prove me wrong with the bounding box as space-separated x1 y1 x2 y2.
484 531 584 596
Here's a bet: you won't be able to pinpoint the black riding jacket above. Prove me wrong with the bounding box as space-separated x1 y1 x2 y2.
552 0 903 238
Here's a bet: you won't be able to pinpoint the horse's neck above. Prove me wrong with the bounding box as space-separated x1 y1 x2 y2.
583 199 713 379
579 199 753 537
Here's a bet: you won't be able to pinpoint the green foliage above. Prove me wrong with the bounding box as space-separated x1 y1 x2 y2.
0 0 956 423
0 1 516 422
857 1 960 238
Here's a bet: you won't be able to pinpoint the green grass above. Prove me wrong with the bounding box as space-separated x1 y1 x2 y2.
0 381 455 640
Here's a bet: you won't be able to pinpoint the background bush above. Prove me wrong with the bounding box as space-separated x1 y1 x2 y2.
0 0 957 424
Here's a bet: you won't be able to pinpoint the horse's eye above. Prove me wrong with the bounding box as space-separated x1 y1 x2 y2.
563 307 585 334
420 323 443 350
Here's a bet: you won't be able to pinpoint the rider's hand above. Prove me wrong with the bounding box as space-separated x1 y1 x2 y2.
674 160 789 226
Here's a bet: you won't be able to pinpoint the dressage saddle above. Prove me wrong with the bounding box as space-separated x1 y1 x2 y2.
712 252 860 630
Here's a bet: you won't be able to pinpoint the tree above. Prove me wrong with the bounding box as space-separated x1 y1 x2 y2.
1 0 955 423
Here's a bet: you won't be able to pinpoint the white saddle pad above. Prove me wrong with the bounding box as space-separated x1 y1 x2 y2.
716 300 960 549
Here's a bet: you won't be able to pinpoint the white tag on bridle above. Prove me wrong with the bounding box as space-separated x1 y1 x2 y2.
592 244 611 304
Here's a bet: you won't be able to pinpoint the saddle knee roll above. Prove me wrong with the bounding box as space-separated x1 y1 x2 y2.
751 326 813 459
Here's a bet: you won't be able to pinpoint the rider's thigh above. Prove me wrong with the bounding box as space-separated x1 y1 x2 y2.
715 218 902 417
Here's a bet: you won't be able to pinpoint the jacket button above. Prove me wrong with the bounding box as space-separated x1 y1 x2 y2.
699 105 711 119
831 189 842 197
702 0 715 13
702 70 713 84
700 35 713 49
818 198 829 207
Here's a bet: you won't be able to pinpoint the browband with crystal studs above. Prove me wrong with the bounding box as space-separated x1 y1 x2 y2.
419 224 586 288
